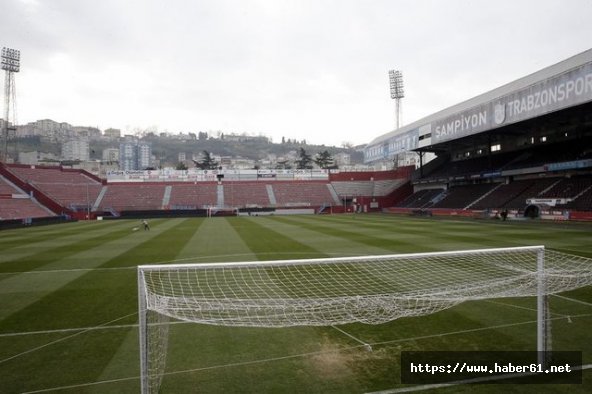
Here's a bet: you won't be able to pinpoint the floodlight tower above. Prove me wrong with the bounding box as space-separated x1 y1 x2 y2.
1 47 20 163
388 70 404 129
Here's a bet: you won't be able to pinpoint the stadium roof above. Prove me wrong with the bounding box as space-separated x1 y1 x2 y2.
368 48 592 147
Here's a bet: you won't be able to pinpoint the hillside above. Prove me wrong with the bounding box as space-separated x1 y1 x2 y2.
11 135 364 168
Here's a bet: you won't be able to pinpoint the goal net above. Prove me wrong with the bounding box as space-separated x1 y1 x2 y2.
138 246 592 393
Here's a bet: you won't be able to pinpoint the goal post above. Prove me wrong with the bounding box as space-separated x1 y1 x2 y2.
138 245 592 393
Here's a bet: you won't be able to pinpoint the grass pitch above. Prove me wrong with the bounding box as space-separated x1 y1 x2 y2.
1 214 591 393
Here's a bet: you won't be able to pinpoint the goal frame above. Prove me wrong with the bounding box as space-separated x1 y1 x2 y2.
138 245 549 393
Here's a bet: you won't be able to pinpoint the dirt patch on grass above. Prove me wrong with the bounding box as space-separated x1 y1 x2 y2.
310 343 355 380
309 338 391 382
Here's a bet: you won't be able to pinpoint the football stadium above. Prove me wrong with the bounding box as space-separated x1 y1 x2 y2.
1 51 592 393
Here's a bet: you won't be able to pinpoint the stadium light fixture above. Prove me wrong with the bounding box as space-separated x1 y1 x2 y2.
388 70 404 130
2 47 20 163
1 48 20 72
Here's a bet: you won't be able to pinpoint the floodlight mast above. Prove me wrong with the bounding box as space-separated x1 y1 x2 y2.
388 70 404 130
1 47 20 163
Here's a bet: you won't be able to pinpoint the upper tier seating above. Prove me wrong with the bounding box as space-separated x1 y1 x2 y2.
8 166 99 184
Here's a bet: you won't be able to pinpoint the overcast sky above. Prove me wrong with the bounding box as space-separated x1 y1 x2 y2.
3 0 592 146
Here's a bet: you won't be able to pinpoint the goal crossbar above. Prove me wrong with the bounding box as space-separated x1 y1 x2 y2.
138 245 546 271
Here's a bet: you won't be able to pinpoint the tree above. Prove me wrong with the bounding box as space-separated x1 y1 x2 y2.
295 147 313 169
192 150 219 170
314 150 335 169
176 162 188 171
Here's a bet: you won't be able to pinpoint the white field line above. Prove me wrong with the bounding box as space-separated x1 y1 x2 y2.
0 312 137 365
331 325 373 350
553 293 592 307
0 319 196 338
484 299 571 318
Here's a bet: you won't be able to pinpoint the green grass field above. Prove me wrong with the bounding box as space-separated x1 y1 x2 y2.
1 214 591 393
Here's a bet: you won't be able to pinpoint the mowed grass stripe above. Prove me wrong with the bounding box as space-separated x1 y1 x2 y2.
253 216 393 257
0 219 201 393
298 215 503 250
0 220 140 266
0 329 136 393
0 220 110 245
270 215 438 254
0 221 166 322
89 327 140 393
0 219 186 324
300 214 592 253
228 217 325 260
173 218 257 263
98 218 201 268
0 221 151 274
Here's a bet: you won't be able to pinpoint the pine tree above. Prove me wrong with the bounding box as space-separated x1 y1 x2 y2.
295 148 313 169
314 150 335 169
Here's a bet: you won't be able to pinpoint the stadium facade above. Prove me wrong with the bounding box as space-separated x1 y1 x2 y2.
365 49 592 165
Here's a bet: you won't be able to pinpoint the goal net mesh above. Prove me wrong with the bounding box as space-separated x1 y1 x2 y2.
140 247 592 327
138 246 592 392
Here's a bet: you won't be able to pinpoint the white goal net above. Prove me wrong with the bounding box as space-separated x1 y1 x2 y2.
138 246 592 393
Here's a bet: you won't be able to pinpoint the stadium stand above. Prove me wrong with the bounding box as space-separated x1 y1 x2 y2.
272 181 338 207
0 176 18 195
396 188 445 208
3 165 103 213
0 198 54 220
331 179 407 198
7 165 100 184
0 176 54 220
563 185 592 211
168 183 219 209
501 178 561 209
539 176 592 199
431 183 498 209
374 50 592 219
222 182 271 208
98 184 168 213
